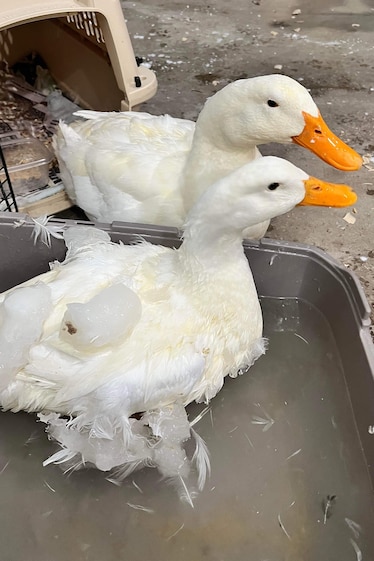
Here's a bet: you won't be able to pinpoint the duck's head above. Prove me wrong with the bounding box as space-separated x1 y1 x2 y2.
200 74 362 171
186 156 357 238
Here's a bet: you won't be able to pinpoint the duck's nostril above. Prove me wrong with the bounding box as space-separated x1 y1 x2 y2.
314 129 322 135
311 185 322 191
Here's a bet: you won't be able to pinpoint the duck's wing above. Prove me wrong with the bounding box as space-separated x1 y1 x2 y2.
54 112 196 225
10 333 207 417
0 227 209 415
1 279 207 418
0 228 169 403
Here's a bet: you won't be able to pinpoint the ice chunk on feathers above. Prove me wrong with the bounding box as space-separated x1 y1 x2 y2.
60 284 142 350
0 284 52 390
63 225 111 258
39 404 210 501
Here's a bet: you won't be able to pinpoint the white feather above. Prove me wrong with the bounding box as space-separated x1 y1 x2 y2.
14 215 66 248
191 428 211 491
189 406 211 428
42 446 78 467
350 539 363 561
177 475 196 508
113 459 155 481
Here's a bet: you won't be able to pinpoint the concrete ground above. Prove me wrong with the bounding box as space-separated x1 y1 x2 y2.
119 0 374 331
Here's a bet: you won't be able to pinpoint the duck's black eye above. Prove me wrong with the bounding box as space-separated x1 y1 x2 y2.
268 182 280 191
267 99 279 107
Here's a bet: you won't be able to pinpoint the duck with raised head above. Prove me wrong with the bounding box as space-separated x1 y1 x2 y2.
0 157 357 498
54 74 362 238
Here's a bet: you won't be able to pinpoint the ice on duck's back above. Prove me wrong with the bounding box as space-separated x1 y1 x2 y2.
60 284 142 350
0 284 52 390
63 225 111 257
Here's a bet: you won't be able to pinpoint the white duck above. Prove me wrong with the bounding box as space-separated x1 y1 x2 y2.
0 157 356 498
54 74 362 238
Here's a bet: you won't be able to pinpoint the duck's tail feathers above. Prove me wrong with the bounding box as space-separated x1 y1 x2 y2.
73 110 118 120
54 120 82 147
73 109 154 121
38 411 151 472
38 405 211 504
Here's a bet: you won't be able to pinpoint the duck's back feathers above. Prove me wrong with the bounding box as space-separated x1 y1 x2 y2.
55 112 195 224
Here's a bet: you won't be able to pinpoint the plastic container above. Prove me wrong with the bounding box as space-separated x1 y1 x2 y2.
0 144 17 211
0 215 373 560
0 0 157 111
0 138 53 195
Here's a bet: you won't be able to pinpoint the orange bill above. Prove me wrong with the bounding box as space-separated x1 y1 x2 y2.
292 112 362 171
299 177 357 207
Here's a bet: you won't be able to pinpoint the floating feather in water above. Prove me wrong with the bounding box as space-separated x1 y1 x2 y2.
277 514 291 540
127 502 154 514
132 480 143 494
0 460 10 475
106 477 122 487
345 518 362 540
350 538 362 561
166 523 185 541
177 475 196 508
191 428 211 491
322 494 337 524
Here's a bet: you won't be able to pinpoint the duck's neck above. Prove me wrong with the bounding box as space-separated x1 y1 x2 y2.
181 126 259 213
180 215 246 270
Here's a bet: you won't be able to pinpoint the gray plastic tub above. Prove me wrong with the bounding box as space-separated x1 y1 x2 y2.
0 213 373 561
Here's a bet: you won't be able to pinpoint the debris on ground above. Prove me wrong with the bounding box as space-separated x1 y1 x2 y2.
343 212 356 225
362 154 374 171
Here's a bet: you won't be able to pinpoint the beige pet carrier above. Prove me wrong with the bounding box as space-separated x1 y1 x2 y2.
0 0 157 216
0 0 157 111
